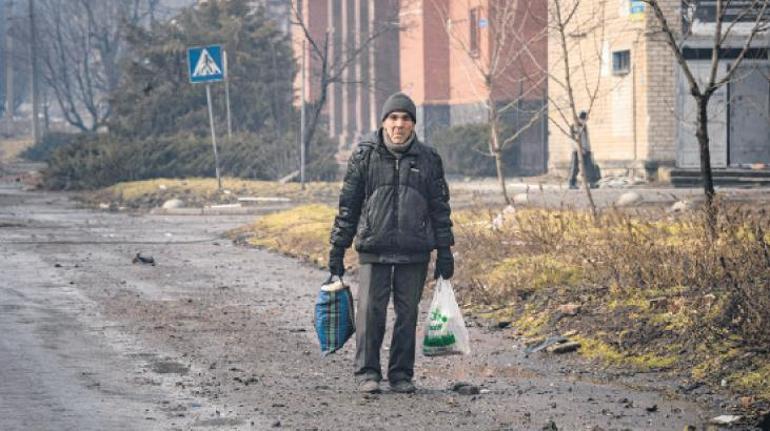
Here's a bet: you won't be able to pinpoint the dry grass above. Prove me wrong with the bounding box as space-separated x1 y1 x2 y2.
81 178 491 210
0 138 33 161
82 177 342 208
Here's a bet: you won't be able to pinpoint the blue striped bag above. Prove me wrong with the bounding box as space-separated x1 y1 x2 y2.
314 276 355 356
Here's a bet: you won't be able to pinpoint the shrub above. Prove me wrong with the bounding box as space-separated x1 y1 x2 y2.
43 131 338 189
456 205 770 352
20 132 83 162
430 123 519 177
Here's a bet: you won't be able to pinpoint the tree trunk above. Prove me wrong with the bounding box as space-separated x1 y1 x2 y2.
489 101 510 205
695 94 717 232
572 128 598 220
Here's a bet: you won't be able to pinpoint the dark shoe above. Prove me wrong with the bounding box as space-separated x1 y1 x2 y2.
358 380 380 394
568 184 578 190
389 380 416 393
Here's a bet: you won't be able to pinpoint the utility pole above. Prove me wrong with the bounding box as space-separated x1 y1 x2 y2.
4 0 14 119
28 0 39 143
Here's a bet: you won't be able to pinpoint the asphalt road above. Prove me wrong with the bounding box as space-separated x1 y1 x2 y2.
0 181 744 430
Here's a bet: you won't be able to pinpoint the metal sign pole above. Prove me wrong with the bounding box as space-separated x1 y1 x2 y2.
224 50 232 141
205 84 222 191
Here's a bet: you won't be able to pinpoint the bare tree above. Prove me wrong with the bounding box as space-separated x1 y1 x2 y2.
543 0 611 219
431 0 548 204
639 0 770 228
36 0 159 132
2 0 31 119
290 1 402 160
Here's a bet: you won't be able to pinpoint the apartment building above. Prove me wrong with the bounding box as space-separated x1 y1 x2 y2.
548 0 770 180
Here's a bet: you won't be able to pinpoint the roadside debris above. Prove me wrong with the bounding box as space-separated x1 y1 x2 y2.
648 297 668 310
513 193 528 205
547 341 581 354
495 320 512 329
739 396 754 409
523 335 582 355
557 303 581 316
709 415 742 426
449 382 480 395
668 199 697 213
491 205 516 230
542 419 559 430
132 253 156 266
161 198 184 209
525 336 567 354
616 191 643 207
233 376 258 386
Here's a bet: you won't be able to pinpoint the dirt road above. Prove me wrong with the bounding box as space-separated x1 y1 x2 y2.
0 181 742 430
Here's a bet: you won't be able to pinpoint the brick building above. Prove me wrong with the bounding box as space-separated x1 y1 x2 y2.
293 0 548 175
292 0 401 160
548 0 770 180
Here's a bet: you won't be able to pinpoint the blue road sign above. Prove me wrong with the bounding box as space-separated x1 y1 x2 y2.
187 45 224 84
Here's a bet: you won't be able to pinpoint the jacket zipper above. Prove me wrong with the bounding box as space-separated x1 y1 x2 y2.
393 157 400 246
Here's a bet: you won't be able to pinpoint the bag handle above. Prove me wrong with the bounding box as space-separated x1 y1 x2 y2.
324 274 344 286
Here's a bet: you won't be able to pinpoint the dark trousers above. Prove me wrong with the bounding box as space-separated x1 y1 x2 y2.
354 262 428 383
568 150 598 187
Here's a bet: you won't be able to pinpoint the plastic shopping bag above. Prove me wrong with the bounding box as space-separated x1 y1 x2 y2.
314 276 355 356
422 277 471 356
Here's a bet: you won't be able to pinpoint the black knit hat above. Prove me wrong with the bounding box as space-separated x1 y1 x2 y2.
380 92 417 123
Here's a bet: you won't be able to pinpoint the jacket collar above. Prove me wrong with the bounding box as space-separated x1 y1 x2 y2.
371 128 423 158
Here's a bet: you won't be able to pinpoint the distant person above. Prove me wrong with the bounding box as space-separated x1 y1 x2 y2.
328 92 455 394
568 110 600 189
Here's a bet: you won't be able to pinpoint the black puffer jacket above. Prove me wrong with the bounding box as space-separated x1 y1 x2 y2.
330 129 454 264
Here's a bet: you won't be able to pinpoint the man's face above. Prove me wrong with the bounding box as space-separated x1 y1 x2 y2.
383 111 414 145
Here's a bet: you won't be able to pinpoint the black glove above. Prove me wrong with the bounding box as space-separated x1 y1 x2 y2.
434 247 454 280
328 246 346 277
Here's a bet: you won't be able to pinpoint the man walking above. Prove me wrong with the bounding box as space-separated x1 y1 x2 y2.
568 110 600 189
328 92 455 394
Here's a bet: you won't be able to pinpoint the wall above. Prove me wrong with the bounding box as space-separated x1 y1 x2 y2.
546 0 680 178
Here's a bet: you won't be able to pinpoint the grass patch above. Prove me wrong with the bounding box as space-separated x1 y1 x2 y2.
514 305 550 337
229 204 346 269
730 363 770 399
0 138 32 161
574 335 678 370
83 177 342 208
483 255 583 294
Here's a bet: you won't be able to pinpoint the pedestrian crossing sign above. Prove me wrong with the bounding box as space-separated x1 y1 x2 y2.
187 45 224 84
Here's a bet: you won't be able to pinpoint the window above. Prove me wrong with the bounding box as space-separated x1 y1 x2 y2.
612 50 631 75
469 7 479 56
